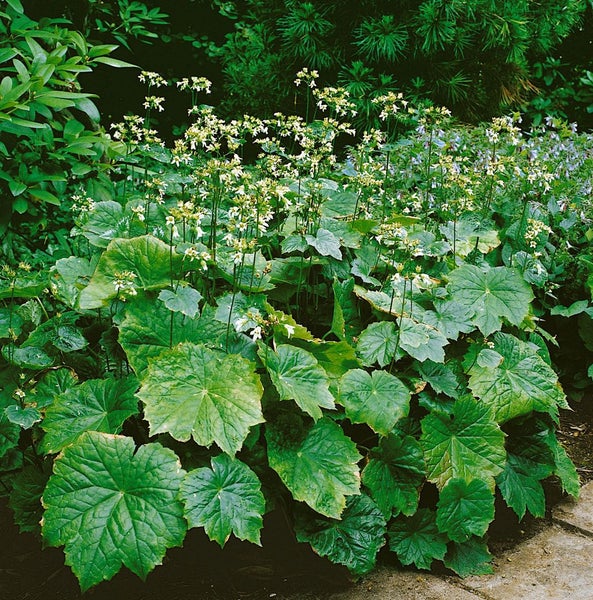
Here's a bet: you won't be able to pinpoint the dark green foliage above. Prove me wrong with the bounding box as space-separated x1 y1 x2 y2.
203 0 589 123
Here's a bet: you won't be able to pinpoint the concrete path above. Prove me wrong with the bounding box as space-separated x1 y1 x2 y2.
324 480 593 600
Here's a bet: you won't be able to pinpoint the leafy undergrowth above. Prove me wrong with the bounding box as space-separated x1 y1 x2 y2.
0 400 591 600
2 67 593 592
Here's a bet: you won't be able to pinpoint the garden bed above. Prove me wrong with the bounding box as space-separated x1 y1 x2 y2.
1 401 590 600
2 7 593 594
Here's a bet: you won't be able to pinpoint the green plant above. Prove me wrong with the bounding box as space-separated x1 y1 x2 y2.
87 0 169 49
203 0 589 124
525 57 593 127
22 0 170 49
1 74 591 592
0 0 137 261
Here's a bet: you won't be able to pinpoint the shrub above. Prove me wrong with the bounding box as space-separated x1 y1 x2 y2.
0 0 136 261
204 0 589 124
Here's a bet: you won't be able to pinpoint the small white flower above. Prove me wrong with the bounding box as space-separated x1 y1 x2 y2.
138 71 167 88
234 317 248 331
284 324 295 338
143 96 165 112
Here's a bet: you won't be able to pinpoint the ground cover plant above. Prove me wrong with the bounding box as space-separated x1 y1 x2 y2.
1 36 593 592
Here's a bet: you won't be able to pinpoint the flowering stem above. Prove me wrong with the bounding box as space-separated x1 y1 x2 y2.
7 279 15 363
424 124 434 220
169 227 174 288
382 151 390 220
225 264 239 352
248 203 261 292
485 140 497 211
390 278 408 372
518 196 530 242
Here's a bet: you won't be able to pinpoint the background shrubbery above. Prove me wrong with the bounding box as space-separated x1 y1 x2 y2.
18 0 593 130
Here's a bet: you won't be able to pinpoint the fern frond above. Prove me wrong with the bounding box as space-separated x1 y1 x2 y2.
415 0 456 54
354 15 408 63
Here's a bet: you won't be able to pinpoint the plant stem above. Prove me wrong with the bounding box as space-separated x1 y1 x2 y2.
390 278 408 372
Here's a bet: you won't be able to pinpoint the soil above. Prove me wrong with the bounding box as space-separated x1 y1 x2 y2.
557 400 593 484
1 401 592 600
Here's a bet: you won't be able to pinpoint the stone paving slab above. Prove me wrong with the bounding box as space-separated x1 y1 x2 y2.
323 480 593 600
552 479 593 533
462 524 593 600
327 567 481 600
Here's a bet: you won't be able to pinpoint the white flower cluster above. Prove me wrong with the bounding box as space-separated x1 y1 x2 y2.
313 86 357 117
113 270 138 298
71 192 95 215
143 96 165 112
372 91 409 121
177 76 212 93
110 115 162 147
183 246 210 270
524 218 552 249
138 71 167 88
294 67 319 88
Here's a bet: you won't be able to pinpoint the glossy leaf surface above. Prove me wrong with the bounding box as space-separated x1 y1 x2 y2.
138 343 264 456
180 454 264 546
295 495 387 575
259 343 335 420
266 417 361 518
420 396 506 489
42 432 187 592
41 376 139 454
447 265 533 337
339 368 410 435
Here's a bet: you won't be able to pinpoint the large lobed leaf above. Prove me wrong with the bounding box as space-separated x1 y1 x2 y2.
388 508 448 570
0 394 20 459
138 342 264 456
436 478 495 542
158 285 202 318
41 375 139 454
41 432 187 592
496 416 573 519
468 332 568 424
180 454 265 547
31 368 78 409
78 235 183 309
444 537 494 577
331 277 362 342
447 264 533 337
8 463 51 533
259 343 335 420
266 417 361 519
496 455 547 520
356 321 399 367
295 495 387 575
118 297 225 377
338 368 410 435
362 433 425 519
398 317 448 363
420 395 506 489
422 299 474 341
